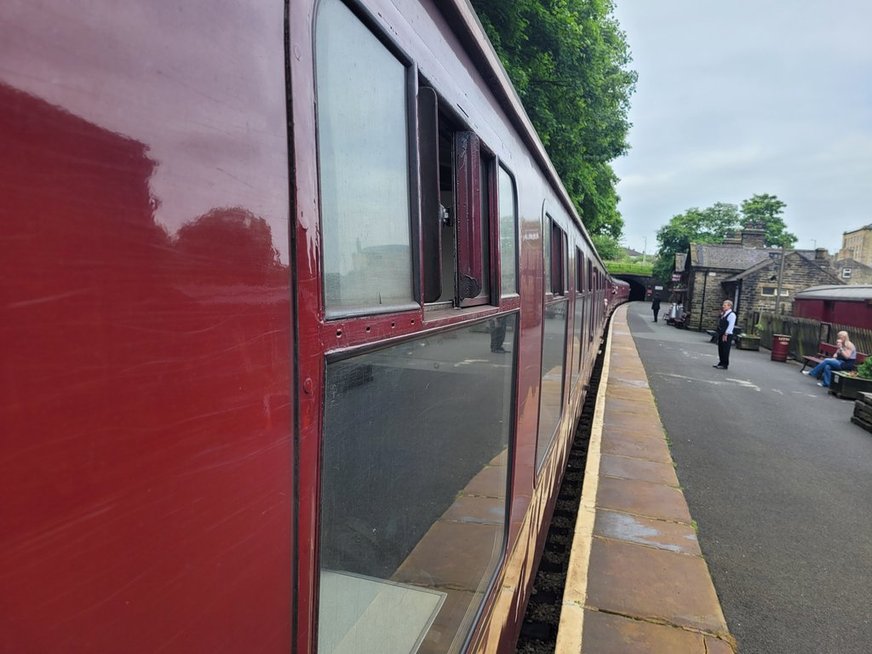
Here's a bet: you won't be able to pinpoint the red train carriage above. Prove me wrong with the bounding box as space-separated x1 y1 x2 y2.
793 285 872 330
1 0 626 652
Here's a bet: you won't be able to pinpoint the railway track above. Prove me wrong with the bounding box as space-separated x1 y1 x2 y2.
515 334 607 653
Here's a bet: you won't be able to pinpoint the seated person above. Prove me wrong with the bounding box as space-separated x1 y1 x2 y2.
804 330 857 387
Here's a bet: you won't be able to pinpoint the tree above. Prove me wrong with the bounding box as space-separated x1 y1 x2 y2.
652 203 742 281
740 194 796 248
472 0 636 238
591 233 622 261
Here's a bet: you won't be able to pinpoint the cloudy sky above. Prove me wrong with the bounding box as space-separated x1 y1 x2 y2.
611 0 872 256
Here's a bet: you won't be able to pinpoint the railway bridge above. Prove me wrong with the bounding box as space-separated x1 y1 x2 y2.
612 273 654 301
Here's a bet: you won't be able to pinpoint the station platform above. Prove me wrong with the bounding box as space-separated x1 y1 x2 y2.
555 304 737 653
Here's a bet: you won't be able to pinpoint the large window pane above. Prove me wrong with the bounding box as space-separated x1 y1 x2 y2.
536 299 568 469
572 297 584 385
316 0 413 315
543 216 551 294
498 167 517 296
319 317 516 654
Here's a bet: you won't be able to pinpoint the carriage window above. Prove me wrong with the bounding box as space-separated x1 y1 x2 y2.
543 217 566 296
576 249 584 294
537 299 568 471
543 216 552 294
573 247 585 378
316 0 413 316
498 167 518 296
587 260 594 341
319 318 516 654
550 223 566 296
419 88 494 308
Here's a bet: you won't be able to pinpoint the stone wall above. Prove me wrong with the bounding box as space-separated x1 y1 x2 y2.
688 270 735 331
738 252 843 320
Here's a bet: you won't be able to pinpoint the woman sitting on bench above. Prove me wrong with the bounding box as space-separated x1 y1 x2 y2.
803 330 857 388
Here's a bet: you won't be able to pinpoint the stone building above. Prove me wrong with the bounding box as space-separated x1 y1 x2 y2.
679 228 844 332
724 250 843 322
832 257 872 285
838 224 872 266
682 228 776 332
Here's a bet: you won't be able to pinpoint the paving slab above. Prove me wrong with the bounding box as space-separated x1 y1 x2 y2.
579 610 708 653
593 509 701 556
600 453 679 487
555 304 736 653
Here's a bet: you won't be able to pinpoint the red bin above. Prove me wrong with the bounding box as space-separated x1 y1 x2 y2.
771 334 791 362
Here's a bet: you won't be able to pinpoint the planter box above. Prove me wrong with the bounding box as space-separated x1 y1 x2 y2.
736 335 761 351
829 371 872 400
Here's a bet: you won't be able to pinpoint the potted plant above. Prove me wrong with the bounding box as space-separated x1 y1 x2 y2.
736 323 762 351
829 358 872 400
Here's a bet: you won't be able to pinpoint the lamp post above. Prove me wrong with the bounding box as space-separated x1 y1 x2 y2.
774 245 786 314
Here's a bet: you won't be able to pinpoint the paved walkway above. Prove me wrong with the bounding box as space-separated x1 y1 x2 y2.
555 304 736 653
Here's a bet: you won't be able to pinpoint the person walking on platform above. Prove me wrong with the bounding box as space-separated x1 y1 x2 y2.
713 300 736 370
652 296 661 322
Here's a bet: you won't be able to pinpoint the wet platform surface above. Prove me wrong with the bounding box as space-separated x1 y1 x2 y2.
555 304 737 653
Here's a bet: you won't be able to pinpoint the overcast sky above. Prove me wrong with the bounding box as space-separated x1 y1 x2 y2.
611 0 872 256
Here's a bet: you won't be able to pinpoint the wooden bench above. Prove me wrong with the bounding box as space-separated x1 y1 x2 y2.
667 312 690 328
800 342 868 373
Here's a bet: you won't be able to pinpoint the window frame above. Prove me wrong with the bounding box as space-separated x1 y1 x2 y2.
497 164 520 299
314 0 420 320
417 82 498 311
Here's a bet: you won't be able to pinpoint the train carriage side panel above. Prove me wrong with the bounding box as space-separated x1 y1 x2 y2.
1 2 293 653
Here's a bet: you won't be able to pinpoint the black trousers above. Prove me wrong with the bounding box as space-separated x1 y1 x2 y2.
717 335 731 367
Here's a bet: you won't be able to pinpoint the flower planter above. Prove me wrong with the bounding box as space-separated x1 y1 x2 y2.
736 335 761 351
829 371 872 400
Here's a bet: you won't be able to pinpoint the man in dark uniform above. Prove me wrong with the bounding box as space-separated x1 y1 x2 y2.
713 300 736 369
652 296 661 322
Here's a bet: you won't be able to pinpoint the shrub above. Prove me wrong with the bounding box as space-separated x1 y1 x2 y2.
856 358 872 380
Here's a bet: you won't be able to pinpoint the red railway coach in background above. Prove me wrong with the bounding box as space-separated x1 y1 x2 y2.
1 0 627 652
793 285 872 330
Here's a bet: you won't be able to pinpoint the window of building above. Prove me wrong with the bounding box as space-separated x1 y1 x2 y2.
761 286 790 296
842 267 852 279
319 318 516 654
316 0 414 316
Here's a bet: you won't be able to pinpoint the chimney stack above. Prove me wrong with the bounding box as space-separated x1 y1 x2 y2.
740 227 766 249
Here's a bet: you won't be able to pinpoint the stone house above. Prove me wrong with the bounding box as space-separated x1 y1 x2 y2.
832 257 872 285
681 228 775 332
679 228 843 332
724 250 843 324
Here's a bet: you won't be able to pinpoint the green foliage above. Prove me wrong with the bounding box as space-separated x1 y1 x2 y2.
652 194 798 281
651 253 675 283
856 358 872 380
472 0 636 238
653 203 741 281
605 261 653 275
591 233 622 261
740 193 797 248
657 203 741 255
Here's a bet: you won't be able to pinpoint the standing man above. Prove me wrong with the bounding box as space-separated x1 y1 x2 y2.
651 295 661 322
713 300 736 370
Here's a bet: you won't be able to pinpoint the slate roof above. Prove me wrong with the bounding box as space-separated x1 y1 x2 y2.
834 257 872 272
689 243 779 271
723 251 843 283
795 285 872 301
